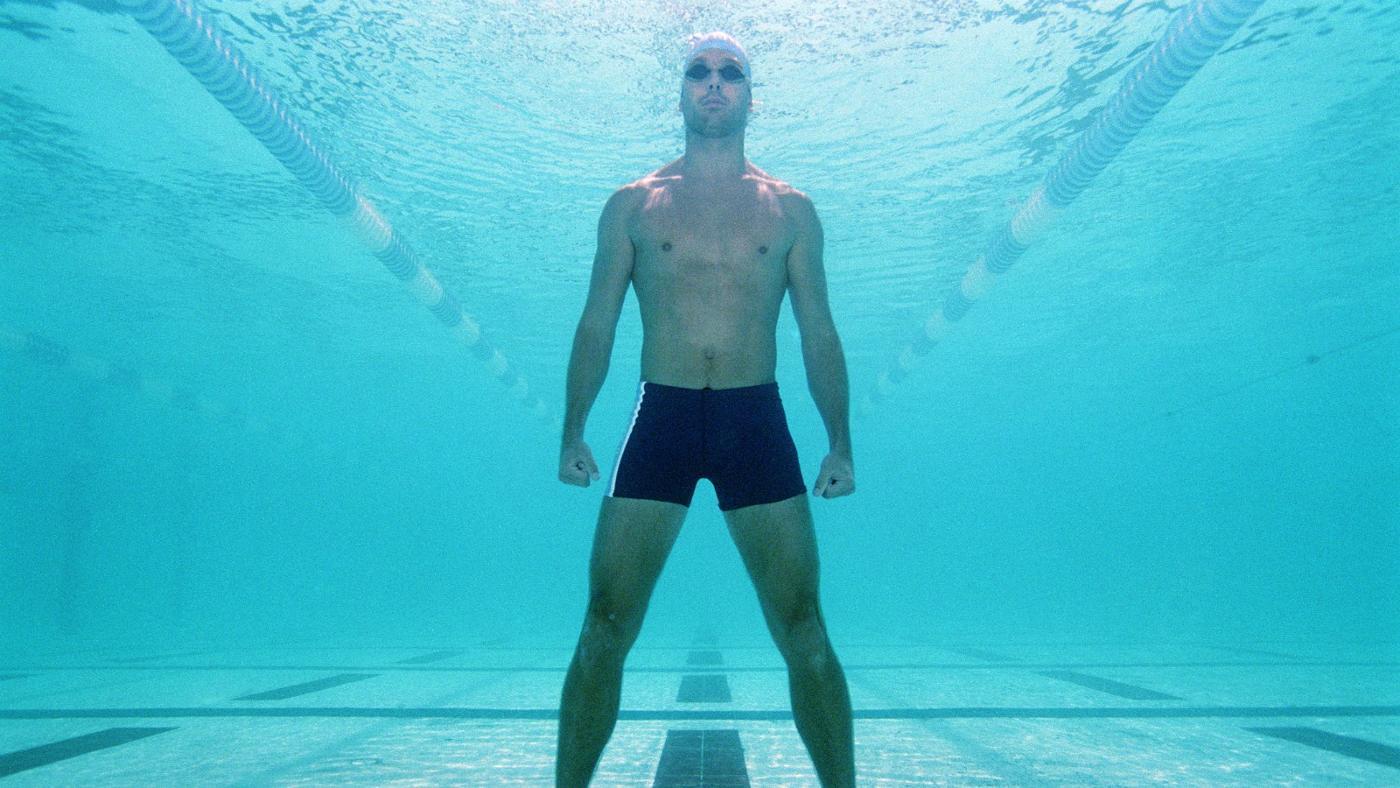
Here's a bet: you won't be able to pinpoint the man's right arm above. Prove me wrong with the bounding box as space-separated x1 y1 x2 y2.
559 186 637 486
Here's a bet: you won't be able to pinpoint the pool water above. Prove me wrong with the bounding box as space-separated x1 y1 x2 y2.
1 0 1396 783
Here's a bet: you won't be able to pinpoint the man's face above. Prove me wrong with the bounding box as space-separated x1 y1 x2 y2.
679 50 751 138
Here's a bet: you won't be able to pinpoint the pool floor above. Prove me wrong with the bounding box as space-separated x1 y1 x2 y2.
1 629 1397 784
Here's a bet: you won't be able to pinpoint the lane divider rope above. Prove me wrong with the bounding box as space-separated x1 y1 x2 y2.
862 0 1267 416
114 0 553 427
1 323 297 446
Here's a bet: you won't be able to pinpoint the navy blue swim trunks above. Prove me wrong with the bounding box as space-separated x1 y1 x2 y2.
607 380 806 511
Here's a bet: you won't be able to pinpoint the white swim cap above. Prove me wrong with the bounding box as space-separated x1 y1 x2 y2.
685 31 751 80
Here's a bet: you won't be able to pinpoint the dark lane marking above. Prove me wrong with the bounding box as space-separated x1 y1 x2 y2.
678 674 733 703
395 650 464 665
1 705 1396 721
5 659 1394 673
653 729 750 787
1208 646 1300 660
947 647 1019 662
0 727 176 777
1039 670 1182 701
0 674 31 681
1246 726 1400 770
234 673 379 701
106 651 223 664
687 651 724 667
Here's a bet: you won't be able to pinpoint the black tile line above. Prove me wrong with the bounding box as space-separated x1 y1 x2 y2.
679 638 735 703
11 641 1388 657
945 647 1020 662
184 644 510 652
673 624 743 788
664 642 1390 655
11 646 130 660
0 673 32 681
22 639 1377 657
1015 640 1397 648
234 645 476 651
31 642 1069 653
846 666 1052 783
1 705 1396 721
44 640 1391 650
0 727 176 778
395 650 465 665
653 729 750 787
459 642 985 652
226 664 519 785
160 645 472 652
15 644 523 657
105 649 232 664
0 663 564 674
1200 640 1400 646
13 641 296 660
3 659 1395 673
234 674 379 701
1038 670 1183 701
678 674 733 703
1246 726 1400 770
1207 646 1302 660
0 670 179 707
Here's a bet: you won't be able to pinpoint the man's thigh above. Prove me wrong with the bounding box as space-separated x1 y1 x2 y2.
721 493 820 618
587 496 688 614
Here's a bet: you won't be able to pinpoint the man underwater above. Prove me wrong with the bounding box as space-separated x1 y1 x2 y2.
556 32 856 787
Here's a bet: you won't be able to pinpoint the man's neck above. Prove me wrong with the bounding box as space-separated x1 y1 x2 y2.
681 132 747 181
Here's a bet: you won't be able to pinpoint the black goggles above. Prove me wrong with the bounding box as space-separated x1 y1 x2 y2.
684 62 747 83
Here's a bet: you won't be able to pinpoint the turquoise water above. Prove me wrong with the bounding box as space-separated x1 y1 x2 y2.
0 0 1397 781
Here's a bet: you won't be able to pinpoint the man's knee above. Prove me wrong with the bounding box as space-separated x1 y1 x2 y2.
771 599 830 668
576 596 644 665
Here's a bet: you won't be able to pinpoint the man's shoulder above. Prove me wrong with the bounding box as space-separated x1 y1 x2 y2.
603 168 674 212
747 166 816 214
775 183 815 215
599 179 648 223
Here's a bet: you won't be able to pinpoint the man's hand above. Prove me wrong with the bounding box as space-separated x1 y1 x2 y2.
559 440 601 487
813 451 855 499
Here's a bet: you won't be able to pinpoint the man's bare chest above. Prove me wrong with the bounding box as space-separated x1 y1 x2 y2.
631 194 790 272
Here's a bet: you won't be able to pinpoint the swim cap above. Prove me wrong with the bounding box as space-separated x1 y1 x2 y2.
685 32 751 80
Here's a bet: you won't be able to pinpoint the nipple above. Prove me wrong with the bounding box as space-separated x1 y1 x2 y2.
661 241 672 252
758 245 768 255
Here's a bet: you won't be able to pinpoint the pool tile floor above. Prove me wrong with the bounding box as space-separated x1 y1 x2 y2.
1 630 1396 785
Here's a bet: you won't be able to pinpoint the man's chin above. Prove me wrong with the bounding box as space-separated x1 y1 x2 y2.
688 120 744 139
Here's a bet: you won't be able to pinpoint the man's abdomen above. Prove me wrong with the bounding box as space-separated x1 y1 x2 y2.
639 332 778 390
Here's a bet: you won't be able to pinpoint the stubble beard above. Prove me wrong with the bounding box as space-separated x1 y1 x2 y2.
685 106 746 139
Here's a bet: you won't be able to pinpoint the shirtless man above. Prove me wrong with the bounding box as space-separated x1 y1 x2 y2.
555 33 856 787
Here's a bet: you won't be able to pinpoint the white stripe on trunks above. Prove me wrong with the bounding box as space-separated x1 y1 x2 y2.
608 380 648 497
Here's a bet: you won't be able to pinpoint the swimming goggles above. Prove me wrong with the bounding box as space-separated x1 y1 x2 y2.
684 62 747 83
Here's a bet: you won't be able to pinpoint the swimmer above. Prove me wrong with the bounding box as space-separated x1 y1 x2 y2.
555 31 856 787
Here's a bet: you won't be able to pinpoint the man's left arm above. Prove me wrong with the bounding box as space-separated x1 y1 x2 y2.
786 193 855 499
